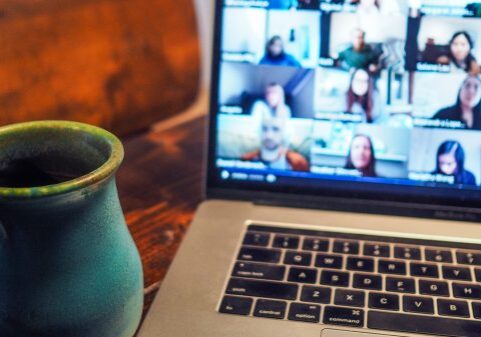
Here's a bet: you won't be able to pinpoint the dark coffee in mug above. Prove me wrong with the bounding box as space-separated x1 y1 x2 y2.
0 126 110 189
0 159 80 188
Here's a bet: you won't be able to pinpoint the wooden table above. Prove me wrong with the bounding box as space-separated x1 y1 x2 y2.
117 112 206 330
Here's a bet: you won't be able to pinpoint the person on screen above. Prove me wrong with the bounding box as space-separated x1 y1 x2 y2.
437 32 480 75
242 112 309 171
345 134 377 178
260 36 301 67
251 83 292 120
433 75 481 130
346 68 380 123
433 141 476 186
337 29 380 72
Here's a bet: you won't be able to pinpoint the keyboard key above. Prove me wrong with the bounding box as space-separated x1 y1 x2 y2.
385 277 415 293
353 273 382 290
219 296 253 316
378 260 406 275
315 254 343 269
300 286 331 304
288 267 317 284
232 262 285 281
320 270 349 287
334 289 365 307
284 251 312 266
425 249 453 263
442 266 472 281
288 303 320 323
333 240 359 255
303 238 329 252
452 283 481 300
253 299 286 320
394 246 421 260
243 232 269 247
368 311 481 336
369 293 400 311
403 296 434 314
323 306 364 328
476 269 481 282
346 257 374 272
273 235 299 249
238 247 281 263
364 243 390 257
419 280 449 297
410 263 439 278
473 302 481 319
438 299 470 318
226 278 298 300
457 251 481 266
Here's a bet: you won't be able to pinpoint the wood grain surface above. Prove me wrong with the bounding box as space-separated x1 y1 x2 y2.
0 0 200 135
117 114 206 327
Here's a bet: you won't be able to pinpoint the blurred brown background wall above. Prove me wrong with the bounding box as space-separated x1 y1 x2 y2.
0 0 200 136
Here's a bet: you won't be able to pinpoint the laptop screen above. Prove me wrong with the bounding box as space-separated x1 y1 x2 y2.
209 0 481 207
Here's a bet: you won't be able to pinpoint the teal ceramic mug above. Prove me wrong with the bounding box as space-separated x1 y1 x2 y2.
0 121 143 337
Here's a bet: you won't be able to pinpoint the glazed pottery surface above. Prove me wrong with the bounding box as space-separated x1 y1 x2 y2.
0 121 143 337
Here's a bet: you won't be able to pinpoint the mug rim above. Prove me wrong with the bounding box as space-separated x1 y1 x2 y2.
0 121 124 200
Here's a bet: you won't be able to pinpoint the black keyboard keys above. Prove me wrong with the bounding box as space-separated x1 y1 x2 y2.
411 263 439 278
442 266 472 281
419 280 449 297
476 269 481 282
284 251 312 266
303 238 329 252
232 262 285 281
226 278 298 300
273 235 299 249
364 243 390 257
300 286 331 304
473 302 481 319
334 289 365 307
438 299 470 318
288 303 321 323
238 247 281 263
315 254 343 269
369 293 400 311
403 296 434 314
320 270 349 287
452 283 481 300
394 246 421 260
425 249 453 263
386 277 415 293
333 240 359 255
378 260 406 275
353 273 382 290
243 232 269 247
323 306 364 328
457 251 481 266
346 257 374 272
219 296 253 316
253 299 286 320
288 267 317 284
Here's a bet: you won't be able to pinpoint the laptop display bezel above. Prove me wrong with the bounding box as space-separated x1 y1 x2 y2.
205 0 481 220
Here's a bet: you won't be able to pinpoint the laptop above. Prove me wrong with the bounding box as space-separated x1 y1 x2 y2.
138 1 481 336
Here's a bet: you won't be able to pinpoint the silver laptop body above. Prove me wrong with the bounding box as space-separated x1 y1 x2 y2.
139 1 481 336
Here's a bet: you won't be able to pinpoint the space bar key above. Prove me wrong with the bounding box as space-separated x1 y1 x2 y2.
369 311 481 337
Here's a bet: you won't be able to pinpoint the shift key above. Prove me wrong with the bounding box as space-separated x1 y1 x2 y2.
226 278 298 300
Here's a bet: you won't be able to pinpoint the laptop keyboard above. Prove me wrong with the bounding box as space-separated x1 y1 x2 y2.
219 224 481 337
